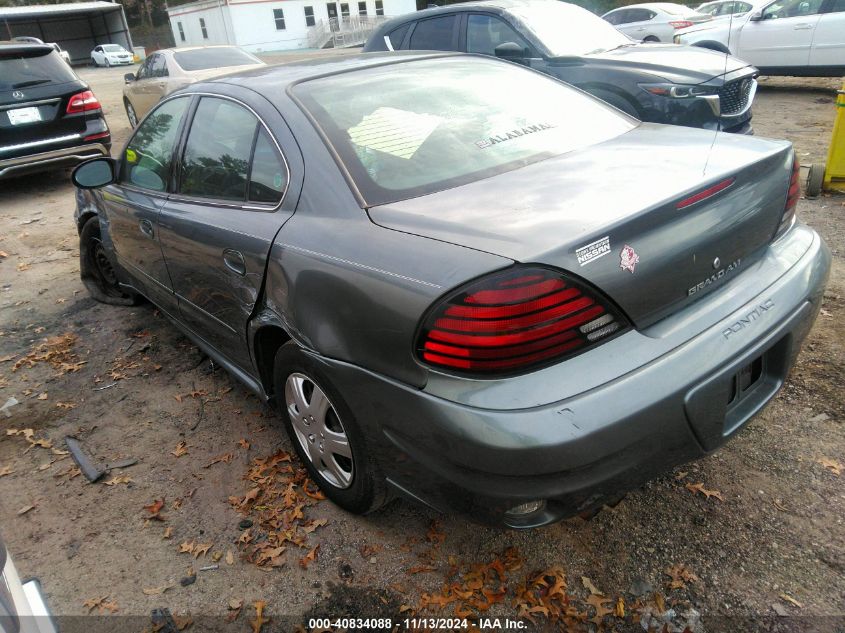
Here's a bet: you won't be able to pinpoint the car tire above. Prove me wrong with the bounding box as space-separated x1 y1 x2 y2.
125 100 139 128
806 163 825 198
273 341 388 515
643 35 660 42
104 58 110 68
90 57 96 67
587 88 641 118
79 216 140 306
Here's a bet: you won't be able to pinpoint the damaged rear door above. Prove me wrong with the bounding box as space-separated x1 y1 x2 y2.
156 93 302 370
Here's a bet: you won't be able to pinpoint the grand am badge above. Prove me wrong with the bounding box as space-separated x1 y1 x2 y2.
575 236 611 266
619 244 639 274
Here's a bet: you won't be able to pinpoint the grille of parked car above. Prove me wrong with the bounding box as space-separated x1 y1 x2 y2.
719 77 753 116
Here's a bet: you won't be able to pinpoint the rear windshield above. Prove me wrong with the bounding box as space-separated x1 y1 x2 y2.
293 56 635 207
173 47 261 71
0 49 76 91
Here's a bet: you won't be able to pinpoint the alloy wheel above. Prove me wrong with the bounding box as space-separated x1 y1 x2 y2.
126 102 138 128
284 372 354 489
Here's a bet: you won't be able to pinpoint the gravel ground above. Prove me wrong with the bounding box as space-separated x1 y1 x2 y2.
0 58 843 633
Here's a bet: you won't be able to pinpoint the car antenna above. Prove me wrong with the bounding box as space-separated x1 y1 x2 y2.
703 4 736 176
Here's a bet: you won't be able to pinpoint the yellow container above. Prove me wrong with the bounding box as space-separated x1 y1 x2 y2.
824 83 845 193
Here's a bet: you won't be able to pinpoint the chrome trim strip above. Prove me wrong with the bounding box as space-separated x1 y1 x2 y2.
0 133 81 155
0 97 61 112
0 143 108 177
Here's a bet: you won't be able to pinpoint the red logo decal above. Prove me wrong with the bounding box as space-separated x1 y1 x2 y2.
619 244 639 274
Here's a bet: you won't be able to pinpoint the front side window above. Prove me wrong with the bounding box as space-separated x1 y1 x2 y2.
305 6 316 26
466 14 531 56
763 0 823 18
294 57 634 207
827 0 845 10
150 54 168 77
274 8 286 29
375 0 384 15
180 97 258 202
120 97 190 192
409 15 456 50
200 17 209 38
509 3 630 56
178 22 186 41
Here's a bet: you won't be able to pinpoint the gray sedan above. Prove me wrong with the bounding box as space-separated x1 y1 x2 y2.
71 52 830 528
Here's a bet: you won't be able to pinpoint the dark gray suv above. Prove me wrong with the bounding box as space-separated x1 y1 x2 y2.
364 0 757 133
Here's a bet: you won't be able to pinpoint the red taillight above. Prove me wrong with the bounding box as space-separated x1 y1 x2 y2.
669 20 694 29
775 157 801 239
66 90 101 114
417 267 628 375
676 177 735 210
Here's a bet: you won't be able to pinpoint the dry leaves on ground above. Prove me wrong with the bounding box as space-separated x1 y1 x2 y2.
685 481 725 501
83 596 119 614
251 601 270 633
665 564 699 590
12 334 85 375
817 457 842 475
171 441 188 458
143 498 166 521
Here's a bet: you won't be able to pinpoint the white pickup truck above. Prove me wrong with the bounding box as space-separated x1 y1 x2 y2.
674 0 845 76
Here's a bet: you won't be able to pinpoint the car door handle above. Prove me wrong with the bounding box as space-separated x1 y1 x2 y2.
139 219 154 238
793 23 813 29
222 249 246 276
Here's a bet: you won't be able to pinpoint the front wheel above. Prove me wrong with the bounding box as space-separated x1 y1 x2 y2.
104 58 110 68
79 216 139 306
273 342 387 514
125 101 138 128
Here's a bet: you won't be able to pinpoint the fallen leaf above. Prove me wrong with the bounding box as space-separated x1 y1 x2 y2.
581 576 602 595
251 601 269 633
780 593 803 608
685 481 725 501
83 596 119 614
301 518 328 534
179 540 195 554
665 564 699 590
56 402 76 410
0 466 13 477
615 596 625 618
143 498 166 521
299 545 319 569
193 542 213 559
238 438 250 450
407 565 436 574
205 453 233 468
817 457 842 475
226 550 235 565
171 441 188 458
17 504 35 515
142 583 175 595
37 393 48 400
227 598 243 622
104 474 132 486
163 527 174 539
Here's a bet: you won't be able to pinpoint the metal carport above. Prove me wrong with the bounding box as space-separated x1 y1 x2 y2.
0 2 133 65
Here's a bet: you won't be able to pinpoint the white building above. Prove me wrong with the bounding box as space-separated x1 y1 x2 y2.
166 0 416 52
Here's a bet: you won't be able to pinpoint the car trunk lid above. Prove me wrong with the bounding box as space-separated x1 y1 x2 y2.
368 124 793 328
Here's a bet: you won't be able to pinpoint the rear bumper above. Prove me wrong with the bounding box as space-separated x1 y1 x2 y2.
310 223 830 527
2 549 58 633
0 141 109 180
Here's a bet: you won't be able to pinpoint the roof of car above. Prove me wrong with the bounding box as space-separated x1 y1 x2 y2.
205 51 459 90
606 2 694 10
0 40 53 54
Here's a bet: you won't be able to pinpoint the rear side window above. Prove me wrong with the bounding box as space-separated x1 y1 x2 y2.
180 97 258 201
249 129 287 204
387 23 410 49
0 48 76 91
409 15 456 50
121 97 190 192
603 10 624 24
626 9 655 21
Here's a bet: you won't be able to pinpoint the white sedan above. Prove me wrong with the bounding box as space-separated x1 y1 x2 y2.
90 44 133 67
675 0 845 76
602 3 712 41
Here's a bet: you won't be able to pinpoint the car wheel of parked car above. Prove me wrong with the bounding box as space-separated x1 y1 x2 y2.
104 58 110 68
587 88 640 118
273 342 388 514
806 163 825 198
125 100 138 128
90 57 96 67
79 216 140 306
643 36 659 42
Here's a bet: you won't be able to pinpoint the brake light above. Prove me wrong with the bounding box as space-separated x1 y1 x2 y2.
775 157 800 239
669 20 694 29
676 177 735 209
417 267 628 375
66 90 101 114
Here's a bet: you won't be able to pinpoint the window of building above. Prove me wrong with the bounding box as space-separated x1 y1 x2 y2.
409 15 455 49
358 1 367 15
199 17 208 39
180 97 258 202
375 0 384 15
304 5 315 26
341 2 350 18
273 8 286 29
177 22 185 41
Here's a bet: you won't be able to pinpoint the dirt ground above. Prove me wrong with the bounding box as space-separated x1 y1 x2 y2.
0 58 843 633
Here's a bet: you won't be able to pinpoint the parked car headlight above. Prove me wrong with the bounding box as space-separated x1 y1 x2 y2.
640 83 717 98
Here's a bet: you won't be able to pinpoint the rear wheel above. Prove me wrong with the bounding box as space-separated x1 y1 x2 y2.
79 216 139 306
273 342 387 514
125 100 138 128
806 163 825 198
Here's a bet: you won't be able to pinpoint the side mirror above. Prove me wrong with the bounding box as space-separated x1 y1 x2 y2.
494 41 527 62
124 73 136 83
748 10 762 20
72 157 116 189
